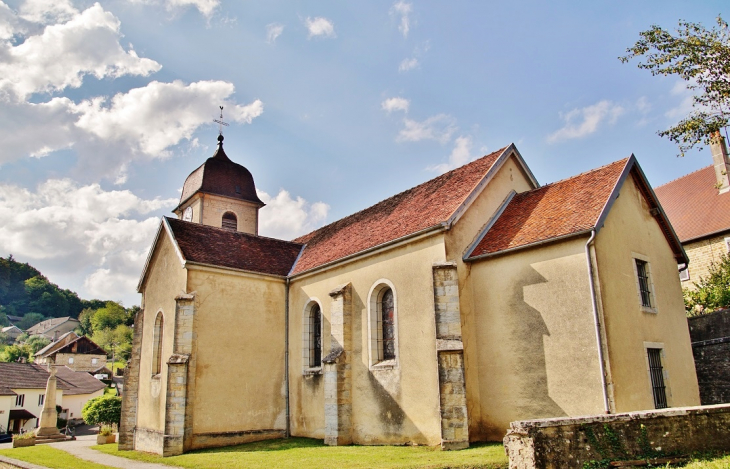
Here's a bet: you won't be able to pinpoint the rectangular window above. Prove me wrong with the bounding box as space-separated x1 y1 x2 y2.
38 394 44 406
679 267 690 282
15 394 24 407
647 348 668 409
635 259 652 308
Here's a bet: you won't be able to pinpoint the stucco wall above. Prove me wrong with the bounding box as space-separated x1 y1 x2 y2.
7 389 63 432
467 237 603 441
200 194 259 235
186 267 287 436
288 234 447 446
594 175 700 412
63 390 104 421
681 233 730 289
137 231 188 433
0 395 12 433
444 153 537 441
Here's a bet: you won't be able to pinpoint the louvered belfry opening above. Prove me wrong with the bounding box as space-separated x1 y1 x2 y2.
647 348 668 409
221 212 237 231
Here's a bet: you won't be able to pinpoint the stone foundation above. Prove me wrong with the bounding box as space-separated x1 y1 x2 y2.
504 404 730 469
190 430 285 450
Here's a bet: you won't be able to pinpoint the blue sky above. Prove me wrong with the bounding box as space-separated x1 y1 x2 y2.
0 0 726 306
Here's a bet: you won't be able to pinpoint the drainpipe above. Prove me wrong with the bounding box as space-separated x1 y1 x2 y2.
284 277 291 437
585 229 611 414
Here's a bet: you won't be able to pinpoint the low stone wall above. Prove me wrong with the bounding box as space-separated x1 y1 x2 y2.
688 309 730 404
503 404 730 469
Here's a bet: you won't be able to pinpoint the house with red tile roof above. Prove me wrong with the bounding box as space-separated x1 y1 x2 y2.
655 135 730 289
121 135 700 456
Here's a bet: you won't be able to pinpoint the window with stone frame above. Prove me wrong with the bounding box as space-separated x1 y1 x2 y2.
152 312 164 375
368 282 398 367
308 303 322 368
221 211 237 231
633 255 657 312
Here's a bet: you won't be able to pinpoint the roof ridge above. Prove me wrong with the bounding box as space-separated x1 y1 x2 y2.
655 164 713 189
294 147 508 243
529 157 630 192
166 217 304 245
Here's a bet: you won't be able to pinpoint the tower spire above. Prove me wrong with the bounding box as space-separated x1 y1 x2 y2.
213 105 229 147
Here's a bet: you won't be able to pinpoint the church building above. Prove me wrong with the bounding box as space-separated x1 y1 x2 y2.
120 134 700 456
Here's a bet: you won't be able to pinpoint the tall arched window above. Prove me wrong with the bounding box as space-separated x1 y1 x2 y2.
221 212 237 231
152 312 164 375
368 281 398 367
309 304 322 368
380 288 396 360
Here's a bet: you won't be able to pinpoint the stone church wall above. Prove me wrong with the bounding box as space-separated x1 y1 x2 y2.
186 266 287 445
681 233 730 289
593 176 700 412
288 233 446 446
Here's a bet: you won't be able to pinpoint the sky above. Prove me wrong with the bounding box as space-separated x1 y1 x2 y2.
0 0 726 307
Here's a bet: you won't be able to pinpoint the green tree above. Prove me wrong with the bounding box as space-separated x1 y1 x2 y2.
77 308 95 336
92 324 133 361
81 395 122 426
684 253 730 315
621 17 730 156
25 276 69 318
0 344 32 362
24 335 51 355
16 312 45 330
90 302 127 332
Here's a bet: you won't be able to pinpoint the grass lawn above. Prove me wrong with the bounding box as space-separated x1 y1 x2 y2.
0 445 115 469
94 437 509 469
683 453 730 468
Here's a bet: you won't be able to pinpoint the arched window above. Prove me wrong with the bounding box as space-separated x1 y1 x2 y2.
380 288 396 360
368 281 398 367
221 212 237 231
152 312 164 375
308 304 322 368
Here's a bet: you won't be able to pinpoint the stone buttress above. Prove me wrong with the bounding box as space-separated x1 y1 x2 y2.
119 308 145 450
323 283 353 446
433 263 469 450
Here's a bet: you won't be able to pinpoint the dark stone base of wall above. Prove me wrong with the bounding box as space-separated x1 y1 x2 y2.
689 310 730 405
504 404 730 469
190 429 285 450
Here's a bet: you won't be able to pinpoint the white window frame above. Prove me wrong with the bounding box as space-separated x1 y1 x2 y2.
632 252 657 313
643 341 671 408
68 357 74 364
15 394 24 407
302 298 324 375
678 265 690 282
38 394 44 406
367 279 399 370
92 358 98 365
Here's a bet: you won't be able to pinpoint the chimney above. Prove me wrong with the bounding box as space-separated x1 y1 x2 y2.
711 132 730 194
53 330 60 342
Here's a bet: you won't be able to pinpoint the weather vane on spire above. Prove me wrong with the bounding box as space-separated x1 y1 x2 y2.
214 105 229 136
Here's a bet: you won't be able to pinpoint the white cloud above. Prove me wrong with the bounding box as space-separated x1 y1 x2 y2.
547 100 624 143
381 97 409 113
266 22 284 43
636 96 651 114
0 178 176 304
427 136 474 173
391 1 412 38
304 16 335 39
0 3 161 101
665 81 696 120
0 81 264 179
127 0 219 18
18 0 78 24
257 189 329 240
397 114 456 144
399 57 418 72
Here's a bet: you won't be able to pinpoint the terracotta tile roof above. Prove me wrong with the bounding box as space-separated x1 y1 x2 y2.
290 148 507 275
0 363 71 390
654 166 730 242
468 159 629 258
54 366 106 396
166 217 303 277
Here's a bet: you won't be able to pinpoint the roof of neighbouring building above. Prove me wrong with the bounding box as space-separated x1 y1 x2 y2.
654 165 730 243
25 317 79 335
35 333 107 358
0 363 71 390
9 409 36 420
54 366 106 396
165 217 304 277
466 157 687 263
177 135 264 210
289 147 510 275
0 386 16 396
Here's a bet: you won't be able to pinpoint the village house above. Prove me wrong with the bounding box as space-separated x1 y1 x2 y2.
1 325 22 344
655 135 730 288
0 362 105 433
25 317 80 340
34 332 108 374
120 136 700 456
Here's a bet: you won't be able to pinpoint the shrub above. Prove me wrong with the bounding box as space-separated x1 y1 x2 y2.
99 425 114 436
13 432 35 440
684 253 730 315
81 395 122 427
